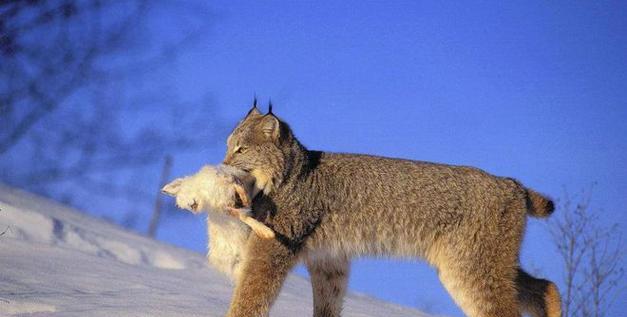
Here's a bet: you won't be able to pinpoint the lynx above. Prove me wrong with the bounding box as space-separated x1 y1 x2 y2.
220 102 562 317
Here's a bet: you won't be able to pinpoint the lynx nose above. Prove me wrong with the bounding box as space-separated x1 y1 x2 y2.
189 199 198 211
223 153 233 166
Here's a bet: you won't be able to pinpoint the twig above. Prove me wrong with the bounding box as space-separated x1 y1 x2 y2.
147 155 172 238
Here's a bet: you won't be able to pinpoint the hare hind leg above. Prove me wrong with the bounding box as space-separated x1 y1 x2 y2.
238 213 275 239
227 207 275 239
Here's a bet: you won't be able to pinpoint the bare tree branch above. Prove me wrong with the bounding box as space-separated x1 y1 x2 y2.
551 187 624 317
0 0 218 233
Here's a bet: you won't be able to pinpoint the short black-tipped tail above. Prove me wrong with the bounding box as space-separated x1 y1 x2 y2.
525 189 555 218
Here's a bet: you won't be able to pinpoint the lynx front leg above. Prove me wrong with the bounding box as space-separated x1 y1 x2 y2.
226 233 298 317
306 255 350 317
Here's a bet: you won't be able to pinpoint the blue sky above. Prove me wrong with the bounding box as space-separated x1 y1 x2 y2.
146 1 627 316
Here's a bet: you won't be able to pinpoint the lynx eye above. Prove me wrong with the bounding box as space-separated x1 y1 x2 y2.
235 146 248 154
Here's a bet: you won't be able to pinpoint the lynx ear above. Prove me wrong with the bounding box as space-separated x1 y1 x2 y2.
161 178 184 196
245 97 261 118
260 115 280 140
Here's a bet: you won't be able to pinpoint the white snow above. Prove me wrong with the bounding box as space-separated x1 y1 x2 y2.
0 184 434 317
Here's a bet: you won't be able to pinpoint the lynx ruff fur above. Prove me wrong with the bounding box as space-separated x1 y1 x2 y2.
161 165 275 241
211 103 561 317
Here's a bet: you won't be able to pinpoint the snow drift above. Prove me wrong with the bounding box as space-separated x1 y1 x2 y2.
0 184 433 317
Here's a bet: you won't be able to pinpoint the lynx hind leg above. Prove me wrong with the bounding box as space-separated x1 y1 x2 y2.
305 254 350 317
437 260 521 317
433 226 524 315
516 268 562 317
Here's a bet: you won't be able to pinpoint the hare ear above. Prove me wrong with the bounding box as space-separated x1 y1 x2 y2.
260 115 280 140
161 178 184 196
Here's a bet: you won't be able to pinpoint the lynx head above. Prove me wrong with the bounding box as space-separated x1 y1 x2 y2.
223 100 305 194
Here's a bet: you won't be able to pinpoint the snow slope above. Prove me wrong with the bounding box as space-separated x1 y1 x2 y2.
0 184 434 317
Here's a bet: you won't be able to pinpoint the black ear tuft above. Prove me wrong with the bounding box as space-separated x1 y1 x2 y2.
267 99 273 115
246 97 261 118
